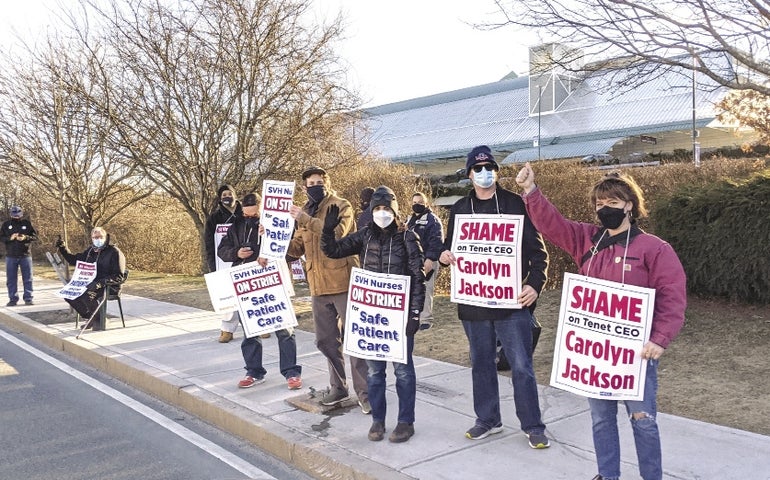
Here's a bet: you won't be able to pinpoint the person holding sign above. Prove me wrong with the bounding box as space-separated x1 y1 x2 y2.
516 164 686 480
321 186 425 443
56 227 126 331
204 184 243 343
287 166 369 413
438 145 550 449
218 193 302 390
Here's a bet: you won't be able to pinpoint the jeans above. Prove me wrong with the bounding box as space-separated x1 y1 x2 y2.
6 256 33 302
589 359 661 480
241 327 301 379
462 309 545 434
367 335 416 424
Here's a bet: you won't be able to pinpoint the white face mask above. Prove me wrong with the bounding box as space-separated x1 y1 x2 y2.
372 209 394 229
472 168 496 188
93 238 105 249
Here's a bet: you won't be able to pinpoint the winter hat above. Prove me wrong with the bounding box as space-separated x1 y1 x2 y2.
465 145 499 175
301 166 327 180
360 187 375 204
217 184 237 199
242 193 261 207
9 205 22 217
369 186 399 217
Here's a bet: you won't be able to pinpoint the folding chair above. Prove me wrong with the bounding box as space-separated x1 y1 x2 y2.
76 270 129 330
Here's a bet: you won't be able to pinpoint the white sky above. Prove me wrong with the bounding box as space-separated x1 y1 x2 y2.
1 0 537 107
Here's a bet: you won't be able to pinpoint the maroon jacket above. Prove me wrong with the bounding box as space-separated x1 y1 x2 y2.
523 187 686 349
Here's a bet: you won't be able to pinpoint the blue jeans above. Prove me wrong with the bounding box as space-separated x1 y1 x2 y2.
588 359 661 480
462 309 545 434
241 328 301 380
6 256 33 302
367 335 416 424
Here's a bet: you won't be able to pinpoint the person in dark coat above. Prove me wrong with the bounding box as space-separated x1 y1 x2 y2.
356 186 375 230
321 185 425 443
1 205 38 306
407 192 444 329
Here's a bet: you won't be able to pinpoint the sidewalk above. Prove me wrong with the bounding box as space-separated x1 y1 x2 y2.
1 277 769 480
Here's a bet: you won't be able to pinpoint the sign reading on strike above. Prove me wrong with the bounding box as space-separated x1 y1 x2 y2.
449 214 524 309
550 273 655 400
344 267 410 364
259 180 296 260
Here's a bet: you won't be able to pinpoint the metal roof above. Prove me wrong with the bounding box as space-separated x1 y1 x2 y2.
361 58 731 163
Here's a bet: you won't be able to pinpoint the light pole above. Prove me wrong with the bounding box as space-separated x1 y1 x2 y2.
692 52 701 167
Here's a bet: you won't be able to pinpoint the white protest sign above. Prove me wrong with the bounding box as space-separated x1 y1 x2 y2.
205 260 295 314
229 260 297 338
259 179 295 260
290 258 306 281
449 214 524 309
55 261 97 300
550 273 655 401
344 267 410 364
214 223 233 271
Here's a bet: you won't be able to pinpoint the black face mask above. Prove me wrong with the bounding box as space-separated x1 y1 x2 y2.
597 206 627 230
306 185 326 203
221 197 234 207
412 204 427 215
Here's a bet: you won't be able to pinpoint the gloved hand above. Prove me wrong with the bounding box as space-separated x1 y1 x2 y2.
406 311 420 336
55 237 65 248
87 280 105 292
323 204 341 233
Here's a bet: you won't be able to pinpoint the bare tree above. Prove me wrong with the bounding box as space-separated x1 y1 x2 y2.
0 36 152 242
72 0 360 271
718 90 770 143
490 0 770 95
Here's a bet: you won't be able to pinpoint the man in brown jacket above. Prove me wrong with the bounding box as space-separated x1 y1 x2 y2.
288 166 369 412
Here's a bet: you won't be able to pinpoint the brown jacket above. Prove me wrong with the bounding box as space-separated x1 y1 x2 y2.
287 192 359 296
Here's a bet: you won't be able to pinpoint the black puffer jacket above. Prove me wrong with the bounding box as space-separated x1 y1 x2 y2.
217 216 262 267
59 235 126 292
321 222 426 318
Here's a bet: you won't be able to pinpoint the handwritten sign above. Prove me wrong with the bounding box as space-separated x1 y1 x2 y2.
344 267 410 363
259 180 296 260
550 273 655 400
449 214 523 309
55 261 97 300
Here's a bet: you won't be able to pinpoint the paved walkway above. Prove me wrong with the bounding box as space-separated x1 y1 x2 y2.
1 277 768 479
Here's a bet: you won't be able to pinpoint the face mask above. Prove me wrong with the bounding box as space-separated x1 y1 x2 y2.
221 196 233 207
92 238 105 249
373 209 394 229
306 185 326 203
412 204 427 215
472 168 495 188
597 206 628 230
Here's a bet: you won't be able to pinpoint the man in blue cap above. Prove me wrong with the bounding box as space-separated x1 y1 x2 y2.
1 205 38 306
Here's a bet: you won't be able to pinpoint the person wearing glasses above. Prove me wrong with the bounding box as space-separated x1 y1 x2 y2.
438 145 550 449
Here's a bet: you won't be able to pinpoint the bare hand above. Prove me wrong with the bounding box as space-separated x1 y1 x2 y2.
424 259 434 274
515 162 536 194
518 284 539 307
257 257 268 267
641 341 665 360
288 205 302 219
237 246 253 259
439 250 456 266
258 224 265 236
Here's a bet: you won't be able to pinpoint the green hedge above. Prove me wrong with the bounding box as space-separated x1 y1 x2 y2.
652 169 770 304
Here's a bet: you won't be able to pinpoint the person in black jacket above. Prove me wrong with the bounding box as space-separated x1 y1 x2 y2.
1 205 38 306
204 184 243 343
321 185 425 444
407 192 444 330
57 227 126 330
438 145 551 449
218 193 302 390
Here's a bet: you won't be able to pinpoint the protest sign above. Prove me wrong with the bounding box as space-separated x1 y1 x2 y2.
290 258 306 281
259 180 295 260
214 223 233 271
205 260 295 314
229 260 297 338
449 214 524 309
550 273 655 400
55 261 97 300
344 267 410 364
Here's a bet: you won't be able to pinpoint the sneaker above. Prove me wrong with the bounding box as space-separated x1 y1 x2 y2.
591 476 604 480
287 376 302 390
419 321 432 330
388 422 415 443
320 387 350 406
368 421 385 441
24 300 34 306
465 423 503 440
218 331 233 343
237 375 265 388
6 301 17 307
526 430 551 449
358 398 372 414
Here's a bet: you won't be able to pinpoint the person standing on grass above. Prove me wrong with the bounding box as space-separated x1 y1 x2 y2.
287 166 370 413
1 205 38 306
204 184 243 343
321 185 425 443
438 145 551 449
407 191 444 330
515 162 686 480
218 193 302 391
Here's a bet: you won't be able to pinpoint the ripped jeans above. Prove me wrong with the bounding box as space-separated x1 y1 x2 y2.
588 359 661 480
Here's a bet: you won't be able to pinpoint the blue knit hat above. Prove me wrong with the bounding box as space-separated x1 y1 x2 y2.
465 145 498 175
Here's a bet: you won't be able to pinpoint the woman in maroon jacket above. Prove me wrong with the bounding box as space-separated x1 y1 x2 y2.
516 163 686 480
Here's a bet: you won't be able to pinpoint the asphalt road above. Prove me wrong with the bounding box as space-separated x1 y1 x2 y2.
0 325 313 480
